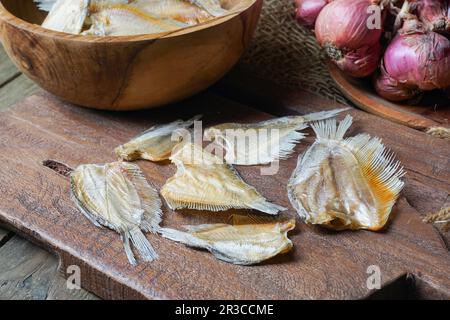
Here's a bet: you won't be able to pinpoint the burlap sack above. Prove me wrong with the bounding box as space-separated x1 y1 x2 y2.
242 0 349 105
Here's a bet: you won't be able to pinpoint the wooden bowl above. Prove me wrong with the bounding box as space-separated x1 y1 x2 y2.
0 0 262 110
328 63 450 132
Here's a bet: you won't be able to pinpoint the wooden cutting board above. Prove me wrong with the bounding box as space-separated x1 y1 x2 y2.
0 88 448 299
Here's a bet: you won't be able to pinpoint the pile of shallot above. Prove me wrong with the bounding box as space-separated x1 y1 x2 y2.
295 0 450 103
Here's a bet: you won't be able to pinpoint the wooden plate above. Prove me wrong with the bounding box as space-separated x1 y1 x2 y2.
328 63 450 132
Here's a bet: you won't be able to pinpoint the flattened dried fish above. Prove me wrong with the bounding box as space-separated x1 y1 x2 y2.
115 115 201 162
83 4 188 36
41 0 90 34
35 0 58 11
187 0 227 16
161 143 286 214
35 0 130 11
132 0 212 25
70 161 162 264
287 115 405 231
204 108 348 165
159 217 295 265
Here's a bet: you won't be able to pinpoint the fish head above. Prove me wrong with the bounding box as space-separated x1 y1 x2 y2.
279 219 296 233
114 143 141 161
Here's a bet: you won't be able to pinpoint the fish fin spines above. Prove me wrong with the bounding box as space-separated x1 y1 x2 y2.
128 227 158 262
248 199 286 215
300 108 350 123
287 151 313 221
121 233 137 265
162 189 285 214
273 130 307 161
217 129 306 165
232 214 275 225
133 114 201 139
34 0 57 11
162 195 241 212
183 224 229 232
345 134 405 226
311 114 353 141
119 162 163 232
159 227 209 248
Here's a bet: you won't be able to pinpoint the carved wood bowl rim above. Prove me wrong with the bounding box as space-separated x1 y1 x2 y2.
0 0 257 43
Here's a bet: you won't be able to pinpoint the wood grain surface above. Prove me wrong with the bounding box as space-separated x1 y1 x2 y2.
0 228 10 243
0 235 97 300
0 74 39 108
0 44 94 300
0 89 448 299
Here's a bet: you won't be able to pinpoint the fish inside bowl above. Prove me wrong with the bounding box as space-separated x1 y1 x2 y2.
0 0 262 110
37 0 237 36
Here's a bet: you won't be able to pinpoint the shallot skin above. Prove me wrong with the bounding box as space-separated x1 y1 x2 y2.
374 63 419 101
335 42 382 78
295 0 329 28
416 0 450 33
384 24 450 91
315 0 384 77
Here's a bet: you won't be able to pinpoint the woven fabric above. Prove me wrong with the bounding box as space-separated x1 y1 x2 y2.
242 0 349 105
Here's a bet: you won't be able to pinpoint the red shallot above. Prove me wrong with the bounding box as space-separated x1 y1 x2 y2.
374 63 419 101
415 0 450 33
315 0 386 77
295 0 331 28
375 19 450 101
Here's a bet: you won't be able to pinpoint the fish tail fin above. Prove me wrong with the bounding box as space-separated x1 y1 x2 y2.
127 228 158 263
232 213 278 225
121 233 137 265
249 200 287 215
301 108 350 123
275 129 307 161
159 227 207 248
34 0 56 11
311 114 353 141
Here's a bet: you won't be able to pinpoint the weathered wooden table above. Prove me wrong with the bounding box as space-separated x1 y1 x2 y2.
0 43 448 299
0 45 97 300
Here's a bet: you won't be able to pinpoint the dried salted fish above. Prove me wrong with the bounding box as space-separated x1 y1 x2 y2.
132 0 212 25
188 0 227 16
287 115 405 231
35 0 58 11
37 0 241 36
159 216 295 265
161 143 286 214
204 108 348 165
424 207 450 232
115 115 201 162
70 161 162 264
83 4 188 36
41 0 90 34
35 0 131 11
